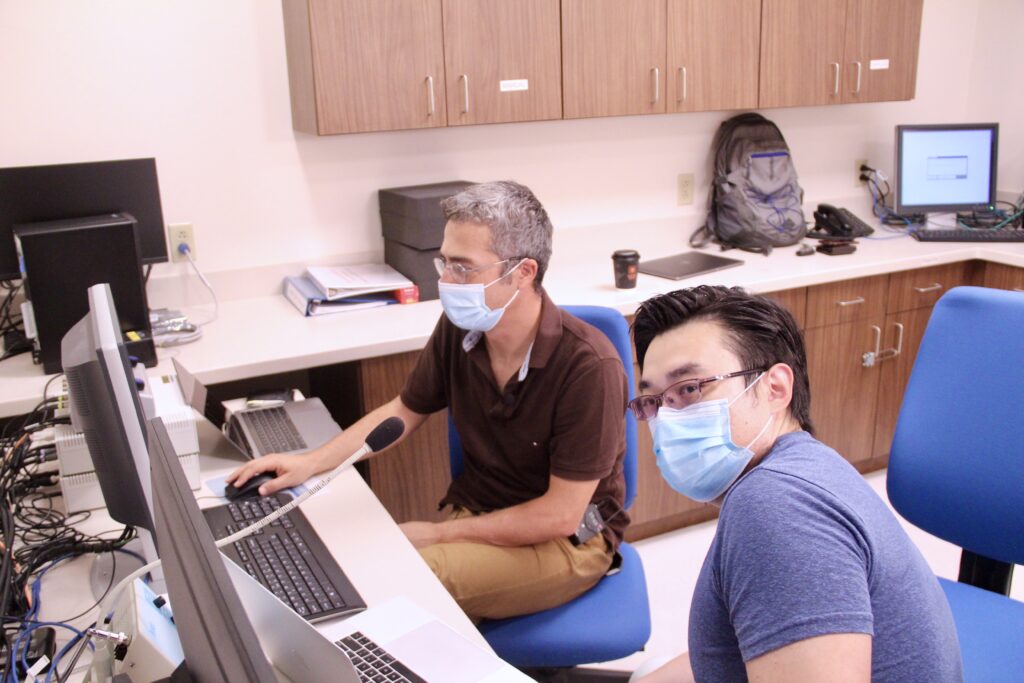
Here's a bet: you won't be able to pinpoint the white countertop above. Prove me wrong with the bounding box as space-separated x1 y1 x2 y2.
4 200 1023 417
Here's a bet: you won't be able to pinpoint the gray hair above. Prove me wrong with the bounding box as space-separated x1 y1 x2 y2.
440 180 553 288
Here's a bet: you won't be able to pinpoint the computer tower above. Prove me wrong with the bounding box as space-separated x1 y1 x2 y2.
14 212 157 373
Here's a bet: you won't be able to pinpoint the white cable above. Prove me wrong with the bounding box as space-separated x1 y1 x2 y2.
181 245 219 326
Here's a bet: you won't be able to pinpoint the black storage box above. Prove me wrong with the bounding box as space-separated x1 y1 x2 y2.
379 181 475 300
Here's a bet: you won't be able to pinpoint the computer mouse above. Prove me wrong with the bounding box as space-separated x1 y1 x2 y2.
797 243 815 256
224 473 275 500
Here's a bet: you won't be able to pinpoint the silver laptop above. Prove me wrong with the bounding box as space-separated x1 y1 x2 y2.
171 358 341 459
225 560 532 683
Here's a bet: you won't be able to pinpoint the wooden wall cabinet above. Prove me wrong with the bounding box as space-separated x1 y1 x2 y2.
759 0 923 108
561 0 667 119
667 0 761 113
442 0 562 126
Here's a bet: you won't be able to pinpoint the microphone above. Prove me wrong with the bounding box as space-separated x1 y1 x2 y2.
215 416 406 549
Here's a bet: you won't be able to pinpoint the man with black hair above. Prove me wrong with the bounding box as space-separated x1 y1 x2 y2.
630 286 961 683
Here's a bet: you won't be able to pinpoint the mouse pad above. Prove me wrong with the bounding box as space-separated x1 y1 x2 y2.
205 474 308 500
638 251 744 280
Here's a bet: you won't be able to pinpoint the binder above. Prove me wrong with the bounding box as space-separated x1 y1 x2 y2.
283 276 412 317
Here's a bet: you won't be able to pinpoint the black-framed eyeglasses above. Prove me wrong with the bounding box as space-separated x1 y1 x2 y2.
432 256 521 285
627 369 765 421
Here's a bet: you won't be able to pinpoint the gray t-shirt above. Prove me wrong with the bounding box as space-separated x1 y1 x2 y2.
688 431 962 682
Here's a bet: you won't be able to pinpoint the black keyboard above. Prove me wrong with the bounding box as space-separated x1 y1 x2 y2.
912 229 1024 242
336 631 427 683
203 493 366 622
241 406 307 453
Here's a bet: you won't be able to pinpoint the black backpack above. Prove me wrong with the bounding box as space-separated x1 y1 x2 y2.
691 113 807 255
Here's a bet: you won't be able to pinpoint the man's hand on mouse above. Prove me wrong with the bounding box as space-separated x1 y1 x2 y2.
227 453 319 497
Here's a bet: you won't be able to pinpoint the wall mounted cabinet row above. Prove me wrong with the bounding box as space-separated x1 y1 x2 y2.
281 0 923 136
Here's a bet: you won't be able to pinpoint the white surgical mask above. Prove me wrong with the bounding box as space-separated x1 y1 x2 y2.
438 260 523 332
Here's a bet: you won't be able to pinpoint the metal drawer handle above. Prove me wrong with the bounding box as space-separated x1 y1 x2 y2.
460 74 470 114
914 283 943 294
831 62 840 96
652 67 660 104
853 61 862 94
837 296 865 307
426 76 435 116
862 325 882 367
876 322 905 362
678 66 687 101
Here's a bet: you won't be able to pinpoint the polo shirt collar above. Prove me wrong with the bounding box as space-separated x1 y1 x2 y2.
459 288 563 380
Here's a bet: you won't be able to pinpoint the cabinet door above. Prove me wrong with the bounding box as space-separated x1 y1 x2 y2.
983 263 1024 293
871 308 931 463
761 287 807 331
442 0 562 126
759 0 846 108
306 0 447 134
562 0 667 119
805 274 889 329
841 0 923 103
886 262 972 313
667 0 760 113
805 317 883 469
360 352 452 524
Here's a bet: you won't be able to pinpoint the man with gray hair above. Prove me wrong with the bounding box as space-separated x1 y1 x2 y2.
229 181 629 621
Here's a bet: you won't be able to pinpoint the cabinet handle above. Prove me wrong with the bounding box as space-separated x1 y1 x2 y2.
853 61 862 94
862 325 882 368
837 296 865 307
877 322 905 362
652 67 660 104
460 74 470 114
913 282 943 294
677 67 688 102
426 76 435 116
831 62 840 96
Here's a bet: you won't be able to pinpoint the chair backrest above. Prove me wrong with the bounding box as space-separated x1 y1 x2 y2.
448 305 639 510
887 287 1024 566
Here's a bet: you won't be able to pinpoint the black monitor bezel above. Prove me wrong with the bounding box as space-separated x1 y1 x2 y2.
895 123 999 215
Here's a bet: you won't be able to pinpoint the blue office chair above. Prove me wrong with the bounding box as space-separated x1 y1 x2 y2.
448 305 651 668
886 287 1024 683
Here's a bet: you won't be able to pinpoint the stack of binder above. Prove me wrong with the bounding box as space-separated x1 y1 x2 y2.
283 264 418 317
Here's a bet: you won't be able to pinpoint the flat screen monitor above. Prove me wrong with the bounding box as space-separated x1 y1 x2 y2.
0 158 168 280
895 123 998 215
148 416 278 683
61 282 159 570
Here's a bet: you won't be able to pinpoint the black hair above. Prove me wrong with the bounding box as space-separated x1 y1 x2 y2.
632 285 813 433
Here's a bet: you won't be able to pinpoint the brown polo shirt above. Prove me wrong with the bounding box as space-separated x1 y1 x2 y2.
400 290 629 550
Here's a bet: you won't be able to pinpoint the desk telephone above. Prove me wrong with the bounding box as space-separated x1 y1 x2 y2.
812 204 874 238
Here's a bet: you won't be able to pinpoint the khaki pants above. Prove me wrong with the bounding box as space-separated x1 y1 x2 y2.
417 507 613 621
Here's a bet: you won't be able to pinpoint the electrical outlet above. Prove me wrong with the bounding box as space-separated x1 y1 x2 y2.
855 158 870 183
168 223 196 263
677 173 695 206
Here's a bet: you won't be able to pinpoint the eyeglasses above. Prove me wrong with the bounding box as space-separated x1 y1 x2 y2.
432 256 520 285
627 369 765 421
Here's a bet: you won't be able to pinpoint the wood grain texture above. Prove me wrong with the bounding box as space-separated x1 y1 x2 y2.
667 0 760 113
308 0 447 134
561 0 667 119
360 351 452 524
983 262 1024 292
442 0 562 126
841 0 923 103
759 0 846 108
805 274 889 329
871 308 932 459
281 0 318 134
886 262 970 314
805 317 883 468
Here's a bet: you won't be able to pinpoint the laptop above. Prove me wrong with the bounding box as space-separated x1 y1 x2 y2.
171 358 341 458
226 560 532 683
638 251 744 280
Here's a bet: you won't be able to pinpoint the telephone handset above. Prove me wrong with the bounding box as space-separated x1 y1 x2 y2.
812 204 874 238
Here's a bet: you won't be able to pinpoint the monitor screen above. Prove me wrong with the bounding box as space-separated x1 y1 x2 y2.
895 123 998 214
148 417 278 683
0 158 168 281
61 283 159 566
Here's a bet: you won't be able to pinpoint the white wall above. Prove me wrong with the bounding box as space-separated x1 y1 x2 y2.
0 0 1010 294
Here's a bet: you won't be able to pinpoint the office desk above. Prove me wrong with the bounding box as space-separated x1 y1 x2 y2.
39 420 491 681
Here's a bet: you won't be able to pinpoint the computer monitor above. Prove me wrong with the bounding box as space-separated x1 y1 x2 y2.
61 282 160 574
147 416 278 683
895 123 999 216
0 158 168 281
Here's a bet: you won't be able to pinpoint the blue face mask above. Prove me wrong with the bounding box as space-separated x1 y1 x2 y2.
437 260 523 332
650 373 772 502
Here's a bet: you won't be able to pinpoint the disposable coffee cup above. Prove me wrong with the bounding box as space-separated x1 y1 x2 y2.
612 250 640 289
